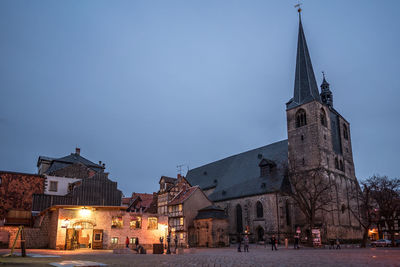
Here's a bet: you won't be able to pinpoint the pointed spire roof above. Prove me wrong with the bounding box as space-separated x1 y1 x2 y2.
287 14 321 109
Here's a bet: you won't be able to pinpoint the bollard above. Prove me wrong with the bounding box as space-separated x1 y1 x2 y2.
285 238 288 249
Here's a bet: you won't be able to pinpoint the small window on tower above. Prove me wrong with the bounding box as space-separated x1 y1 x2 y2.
335 158 339 169
320 109 327 127
343 124 349 140
295 109 307 128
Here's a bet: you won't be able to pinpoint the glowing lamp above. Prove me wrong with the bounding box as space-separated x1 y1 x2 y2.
79 207 91 217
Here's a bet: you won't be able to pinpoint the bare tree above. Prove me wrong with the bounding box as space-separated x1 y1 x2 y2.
367 175 400 246
348 181 376 248
284 165 336 246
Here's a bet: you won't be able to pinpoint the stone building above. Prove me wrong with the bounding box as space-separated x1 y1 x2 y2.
186 13 362 243
193 205 229 247
0 171 45 225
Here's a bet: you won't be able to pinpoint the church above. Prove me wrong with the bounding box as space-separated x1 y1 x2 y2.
186 12 362 243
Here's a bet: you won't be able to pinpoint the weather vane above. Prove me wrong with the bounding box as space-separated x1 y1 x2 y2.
322 71 326 79
294 1 302 13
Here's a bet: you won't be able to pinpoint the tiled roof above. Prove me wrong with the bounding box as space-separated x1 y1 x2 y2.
40 153 104 174
186 140 288 202
168 186 198 206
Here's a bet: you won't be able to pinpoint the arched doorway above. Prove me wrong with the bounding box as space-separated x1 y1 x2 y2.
236 204 243 233
257 226 264 241
66 221 95 249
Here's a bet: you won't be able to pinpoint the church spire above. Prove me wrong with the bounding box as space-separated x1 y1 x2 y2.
287 11 321 109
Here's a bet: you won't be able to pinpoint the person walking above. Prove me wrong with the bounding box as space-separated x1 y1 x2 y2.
237 234 242 252
243 235 249 252
271 235 278 251
125 236 129 248
336 238 341 249
294 234 299 249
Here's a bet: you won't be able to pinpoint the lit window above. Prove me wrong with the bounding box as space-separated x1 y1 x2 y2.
148 217 158 229
130 216 142 229
111 216 123 228
49 181 58 192
111 237 119 244
130 237 137 244
180 217 184 226
178 204 182 211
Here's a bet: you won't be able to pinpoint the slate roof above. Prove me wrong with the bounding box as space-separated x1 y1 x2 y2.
195 205 227 220
41 152 104 174
185 140 289 202
287 16 321 110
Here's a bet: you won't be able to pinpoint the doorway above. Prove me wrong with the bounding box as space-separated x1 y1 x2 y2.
257 226 264 241
65 221 95 250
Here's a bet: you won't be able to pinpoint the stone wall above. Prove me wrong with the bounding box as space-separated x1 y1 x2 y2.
193 218 229 247
216 193 294 243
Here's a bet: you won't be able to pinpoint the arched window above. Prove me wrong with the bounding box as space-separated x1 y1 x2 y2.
335 158 339 169
339 160 344 171
236 204 243 233
343 124 349 140
295 109 307 128
320 109 327 127
256 201 263 218
285 200 291 226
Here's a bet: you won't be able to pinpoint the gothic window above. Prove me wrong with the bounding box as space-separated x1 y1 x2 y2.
341 204 346 214
285 201 291 226
339 160 344 172
236 204 243 233
295 109 307 128
335 158 339 169
256 201 263 218
320 109 327 127
343 124 349 140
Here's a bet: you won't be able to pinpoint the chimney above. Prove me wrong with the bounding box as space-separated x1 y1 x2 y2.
75 147 80 155
99 161 102 165
177 174 181 179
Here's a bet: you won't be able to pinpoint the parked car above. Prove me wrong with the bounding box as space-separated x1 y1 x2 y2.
371 239 392 247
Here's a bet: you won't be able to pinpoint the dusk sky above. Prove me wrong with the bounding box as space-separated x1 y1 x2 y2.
1 1 399 196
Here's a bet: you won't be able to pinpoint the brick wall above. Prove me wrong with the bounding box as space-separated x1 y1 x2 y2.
0 171 45 220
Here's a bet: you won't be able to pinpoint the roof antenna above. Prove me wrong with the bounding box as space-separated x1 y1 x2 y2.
176 164 188 176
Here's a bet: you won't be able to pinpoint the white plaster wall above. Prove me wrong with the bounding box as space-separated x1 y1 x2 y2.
44 175 81 196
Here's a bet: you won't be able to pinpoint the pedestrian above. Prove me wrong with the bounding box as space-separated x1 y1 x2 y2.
329 239 334 249
125 236 129 248
237 234 242 252
336 238 341 249
294 234 299 249
243 235 249 252
174 235 178 252
271 235 278 251
135 237 139 249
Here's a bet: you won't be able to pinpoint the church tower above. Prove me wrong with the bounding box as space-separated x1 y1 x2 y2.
286 11 360 239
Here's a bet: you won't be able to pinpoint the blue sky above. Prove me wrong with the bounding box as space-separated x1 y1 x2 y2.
1 0 399 196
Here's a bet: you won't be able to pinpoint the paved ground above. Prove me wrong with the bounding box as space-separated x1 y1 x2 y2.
1 245 399 267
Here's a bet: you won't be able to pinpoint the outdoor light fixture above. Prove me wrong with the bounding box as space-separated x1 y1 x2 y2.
79 207 91 217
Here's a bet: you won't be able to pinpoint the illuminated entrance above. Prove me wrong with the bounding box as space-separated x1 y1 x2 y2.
65 221 102 250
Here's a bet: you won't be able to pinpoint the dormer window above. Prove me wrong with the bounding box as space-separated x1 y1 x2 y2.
259 159 276 177
295 109 307 128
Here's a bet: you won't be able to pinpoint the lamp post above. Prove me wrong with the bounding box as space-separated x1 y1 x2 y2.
166 232 171 254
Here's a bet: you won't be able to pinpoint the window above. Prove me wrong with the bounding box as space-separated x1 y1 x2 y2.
94 233 102 241
295 109 307 128
111 237 119 244
320 109 327 127
256 201 263 218
341 204 346 214
285 201 291 226
148 217 158 229
130 237 137 244
111 216 123 228
343 124 349 140
339 160 344 172
236 204 243 233
130 216 142 229
180 217 184 225
49 181 58 192
178 204 182 211
335 158 339 169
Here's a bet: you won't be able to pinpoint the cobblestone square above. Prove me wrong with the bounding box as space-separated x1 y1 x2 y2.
1 246 400 267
